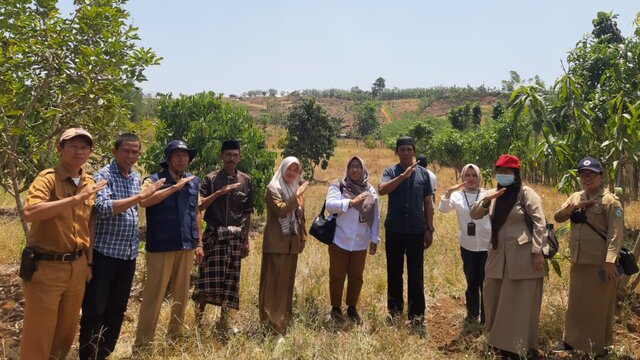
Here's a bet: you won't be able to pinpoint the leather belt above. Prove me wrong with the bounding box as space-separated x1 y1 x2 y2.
36 249 83 262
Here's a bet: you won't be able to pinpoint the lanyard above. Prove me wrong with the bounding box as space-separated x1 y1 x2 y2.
462 190 479 209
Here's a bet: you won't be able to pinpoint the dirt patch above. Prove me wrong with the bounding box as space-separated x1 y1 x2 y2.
0 264 23 352
0 207 18 219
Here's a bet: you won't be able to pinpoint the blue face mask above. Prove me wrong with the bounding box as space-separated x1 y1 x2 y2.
496 174 515 187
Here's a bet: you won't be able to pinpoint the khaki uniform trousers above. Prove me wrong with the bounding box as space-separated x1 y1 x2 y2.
20 255 87 360
134 249 194 347
328 243 367 308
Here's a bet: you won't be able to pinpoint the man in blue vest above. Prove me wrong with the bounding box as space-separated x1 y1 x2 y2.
133 140 205 349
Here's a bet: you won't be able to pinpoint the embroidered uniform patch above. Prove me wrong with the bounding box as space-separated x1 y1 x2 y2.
615 208 623 218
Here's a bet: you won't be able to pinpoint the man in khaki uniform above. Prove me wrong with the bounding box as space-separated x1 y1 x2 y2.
553 157 624 356
20 128 107 359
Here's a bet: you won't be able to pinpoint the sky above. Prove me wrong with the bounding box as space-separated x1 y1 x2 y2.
58 1 639 96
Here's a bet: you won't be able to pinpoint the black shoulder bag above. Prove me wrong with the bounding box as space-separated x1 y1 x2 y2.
309 201 337 245
519 190 559 259
309 184 343 245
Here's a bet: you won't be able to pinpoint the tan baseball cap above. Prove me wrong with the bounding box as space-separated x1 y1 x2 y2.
59 127 93 146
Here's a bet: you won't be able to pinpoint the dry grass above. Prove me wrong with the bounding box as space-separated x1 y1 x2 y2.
1 138 639 359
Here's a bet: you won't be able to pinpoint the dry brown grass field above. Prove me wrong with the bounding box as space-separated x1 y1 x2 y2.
1 138 639 359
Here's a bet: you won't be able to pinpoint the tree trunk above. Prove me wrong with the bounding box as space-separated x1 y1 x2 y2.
8 155 30 239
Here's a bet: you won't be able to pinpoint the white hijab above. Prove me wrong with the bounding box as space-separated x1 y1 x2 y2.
268 156 302 235
268 156 302 199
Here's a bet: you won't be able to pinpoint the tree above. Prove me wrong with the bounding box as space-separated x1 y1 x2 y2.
471 102 482 125
282 97 341 179
0 0 160 237
354 101 380 137
140 92 276 213
501 71 522 93
492 101 505 120
372 77 386 99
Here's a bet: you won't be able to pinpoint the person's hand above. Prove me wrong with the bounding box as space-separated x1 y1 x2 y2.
194 246 205 265
532 253 544 271
220 182 241 195
576 200 595 210
369 242 378 255
401 161 419 180
140 178 166 200
296 181 309 197
240 242 250 259
77 179 108 201
172 176 195 191
86 266 93 283
350 192 369 207
602 262 618 281
423 231 433 250
484 188 507 201
444 182 468 199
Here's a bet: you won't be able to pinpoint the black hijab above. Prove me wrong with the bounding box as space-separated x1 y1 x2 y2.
490 168 522 249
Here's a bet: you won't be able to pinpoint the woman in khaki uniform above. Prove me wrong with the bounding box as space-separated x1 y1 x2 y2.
259 156 309 335
470 155 547 359
552 157 623 356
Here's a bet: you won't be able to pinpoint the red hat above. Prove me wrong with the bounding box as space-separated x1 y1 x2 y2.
495 154 520 169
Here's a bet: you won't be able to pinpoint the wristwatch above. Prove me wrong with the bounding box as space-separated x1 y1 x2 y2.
426 226 435 233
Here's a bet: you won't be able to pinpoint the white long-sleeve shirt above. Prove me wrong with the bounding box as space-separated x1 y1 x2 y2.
325 182 380 251
438 189 491 251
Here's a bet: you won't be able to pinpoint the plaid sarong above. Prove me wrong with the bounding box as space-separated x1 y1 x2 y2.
193 226 244 309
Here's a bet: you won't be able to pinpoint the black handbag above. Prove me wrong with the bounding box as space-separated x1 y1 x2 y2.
309 201 337 245
618 247 639 276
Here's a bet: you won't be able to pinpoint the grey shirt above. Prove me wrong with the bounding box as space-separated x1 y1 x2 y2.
381 163 434 234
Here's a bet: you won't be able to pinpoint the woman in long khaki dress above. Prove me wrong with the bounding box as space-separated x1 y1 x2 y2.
552 157 624 356
259 156 309 334
469 154 547 359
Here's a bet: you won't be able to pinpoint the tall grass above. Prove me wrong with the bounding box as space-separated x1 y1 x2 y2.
1 138 638 359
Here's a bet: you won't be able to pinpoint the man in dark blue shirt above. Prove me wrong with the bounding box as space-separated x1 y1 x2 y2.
378 137 434 333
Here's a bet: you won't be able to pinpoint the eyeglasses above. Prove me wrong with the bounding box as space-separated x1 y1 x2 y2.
578 171 600 179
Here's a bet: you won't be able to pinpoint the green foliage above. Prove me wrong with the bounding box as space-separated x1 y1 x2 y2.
141 92 275 213
353 100 380 137
492 101 505 120
372 77 386 99
363 135 377 150
282 97 341 180
471 103 482 125
0 0 160 235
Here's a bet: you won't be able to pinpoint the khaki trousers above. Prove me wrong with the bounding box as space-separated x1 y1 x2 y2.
134 250 194 347
20 254 87 360
328 243 367 308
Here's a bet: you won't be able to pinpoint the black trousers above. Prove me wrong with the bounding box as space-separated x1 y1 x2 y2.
460 247 487 322
385 230 425 320
79 250 136 360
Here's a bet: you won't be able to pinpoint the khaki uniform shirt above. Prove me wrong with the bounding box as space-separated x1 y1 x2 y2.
25 164 96 253
554 188 623 264
469 186 547 280
262 188 306 254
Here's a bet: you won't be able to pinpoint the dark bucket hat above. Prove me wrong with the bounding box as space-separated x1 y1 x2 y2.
159 140 197 168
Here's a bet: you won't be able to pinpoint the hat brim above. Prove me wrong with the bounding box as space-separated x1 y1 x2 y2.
159 148 198 168
577 166 602 173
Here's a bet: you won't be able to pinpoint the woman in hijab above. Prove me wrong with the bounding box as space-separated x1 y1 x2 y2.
324 156 380 324
259 156 309 335
469 155 547 359
552 157 624 356
438 163 491 324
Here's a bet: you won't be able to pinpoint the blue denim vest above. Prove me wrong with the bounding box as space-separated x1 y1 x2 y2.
145 170 200 252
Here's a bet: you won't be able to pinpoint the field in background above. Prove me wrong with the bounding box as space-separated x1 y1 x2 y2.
0 138 639 359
